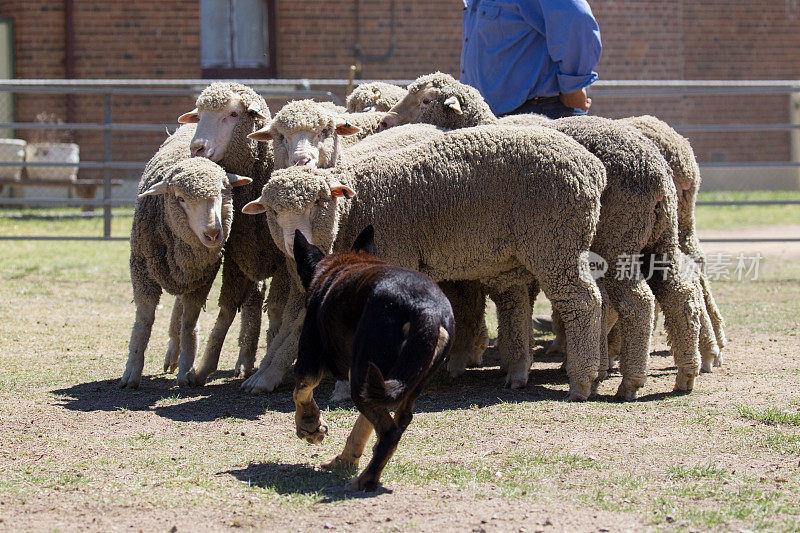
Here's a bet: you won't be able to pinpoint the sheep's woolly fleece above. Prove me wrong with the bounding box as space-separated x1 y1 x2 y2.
346 81 408 113
258 124 607 396
131 149 232 300
270 100 339 135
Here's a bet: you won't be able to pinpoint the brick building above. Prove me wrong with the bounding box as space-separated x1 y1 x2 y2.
0 0 799 190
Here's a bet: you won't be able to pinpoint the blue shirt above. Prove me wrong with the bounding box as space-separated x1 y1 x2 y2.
460 0 602 115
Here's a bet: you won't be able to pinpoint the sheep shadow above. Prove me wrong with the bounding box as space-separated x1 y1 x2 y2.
224 461 390 500
50 370 299 421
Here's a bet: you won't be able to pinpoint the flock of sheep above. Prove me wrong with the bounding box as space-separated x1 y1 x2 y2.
120 73 726 403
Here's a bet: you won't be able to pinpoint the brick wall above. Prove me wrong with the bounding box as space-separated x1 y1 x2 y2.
2 0 799 184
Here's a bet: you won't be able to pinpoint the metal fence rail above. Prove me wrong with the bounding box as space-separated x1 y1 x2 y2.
0 79 798 242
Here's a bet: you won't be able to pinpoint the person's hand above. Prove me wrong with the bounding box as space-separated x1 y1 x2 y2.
559 88 592 111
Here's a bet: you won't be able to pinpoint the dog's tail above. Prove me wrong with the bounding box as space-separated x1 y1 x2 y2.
361 318 451 406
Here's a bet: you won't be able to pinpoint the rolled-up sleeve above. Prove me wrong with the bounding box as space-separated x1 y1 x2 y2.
524 0 602 94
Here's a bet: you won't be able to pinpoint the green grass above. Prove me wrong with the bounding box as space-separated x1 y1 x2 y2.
738 406 800 427
695 190 800 230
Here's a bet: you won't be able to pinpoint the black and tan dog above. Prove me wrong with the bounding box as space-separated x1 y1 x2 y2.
291 226 454 491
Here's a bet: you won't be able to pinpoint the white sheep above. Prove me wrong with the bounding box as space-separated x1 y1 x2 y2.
242 124 608 401
120 152 251 389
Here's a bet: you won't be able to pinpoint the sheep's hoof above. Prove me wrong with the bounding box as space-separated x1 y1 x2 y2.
119 365 142 389
241 368 283 393
163 341 179 373
176 368 194 388
329 380 351 402
322 454 359 470
567 380 591 401
188 367 209 387
701 345 719 373
546 337 566 355
673 370 697 392
233 356 256 378
615 381 640 402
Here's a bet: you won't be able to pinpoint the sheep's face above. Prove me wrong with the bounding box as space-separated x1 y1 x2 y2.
249 102 360 169
241 167 355 258
178 94 269 162
380 85 440 130
139 160 251 248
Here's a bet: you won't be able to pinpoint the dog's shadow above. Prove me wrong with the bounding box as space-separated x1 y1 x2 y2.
224 461 390 500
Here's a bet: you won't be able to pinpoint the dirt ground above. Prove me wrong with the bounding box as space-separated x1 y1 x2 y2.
0 231 798 532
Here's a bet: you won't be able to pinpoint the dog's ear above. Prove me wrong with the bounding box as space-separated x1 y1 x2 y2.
351 225 377 256
293 230 325 290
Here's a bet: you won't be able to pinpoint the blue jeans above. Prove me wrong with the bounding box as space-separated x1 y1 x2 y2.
502 99 588 120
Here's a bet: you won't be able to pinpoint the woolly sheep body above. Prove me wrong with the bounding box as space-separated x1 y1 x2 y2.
251 125 608 400
388 74 707 397
184 83 288 387
122 151 236 389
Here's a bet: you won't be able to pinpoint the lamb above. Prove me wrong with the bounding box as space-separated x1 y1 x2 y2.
291 226 454 491
242 124 608 401
169 82 288 388
346 81 408 113
383 75 706 398
120 153 252 389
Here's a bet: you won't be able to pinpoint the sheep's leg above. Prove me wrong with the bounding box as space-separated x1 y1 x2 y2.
607 319 622 370
648 257 702 392
698 272 726 364
265 264 290 346
440 280 487 378
322 414 373 469
234 281 265 378
163 298 182 373
242 281 306 394
120 302 158 389
488 283 532 389
192 258 250 386
537 274 602 402
329 380 352 402
176 291 206 387
548 309 567 355
697 281 720 373
603 278 655 401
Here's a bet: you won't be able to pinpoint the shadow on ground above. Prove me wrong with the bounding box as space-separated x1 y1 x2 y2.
51 344 682 422
224 461 390 500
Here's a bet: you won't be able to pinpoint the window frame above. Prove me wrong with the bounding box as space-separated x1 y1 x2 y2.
201 0 277 79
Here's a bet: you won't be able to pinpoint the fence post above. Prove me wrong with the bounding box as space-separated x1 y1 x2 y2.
103 92 112 239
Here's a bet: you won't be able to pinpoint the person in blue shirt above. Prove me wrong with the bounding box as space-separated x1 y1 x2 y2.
460 0 602 119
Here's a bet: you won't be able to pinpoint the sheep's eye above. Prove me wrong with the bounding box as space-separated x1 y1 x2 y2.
177 196 185 203
230 111 239 118
422 98 432 105
314 198 325 207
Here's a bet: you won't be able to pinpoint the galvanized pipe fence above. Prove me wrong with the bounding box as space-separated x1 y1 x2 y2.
0 79 798 242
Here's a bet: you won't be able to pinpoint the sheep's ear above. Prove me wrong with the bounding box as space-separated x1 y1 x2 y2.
248 126 274 141
138 180 168 198
177 108 200 124
247 103 269 121
293 230 325 290
334 120 361 136
242 199 267 215
351 225 377 256
443 96 463 115
226 173 252 188
330 183 356 199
